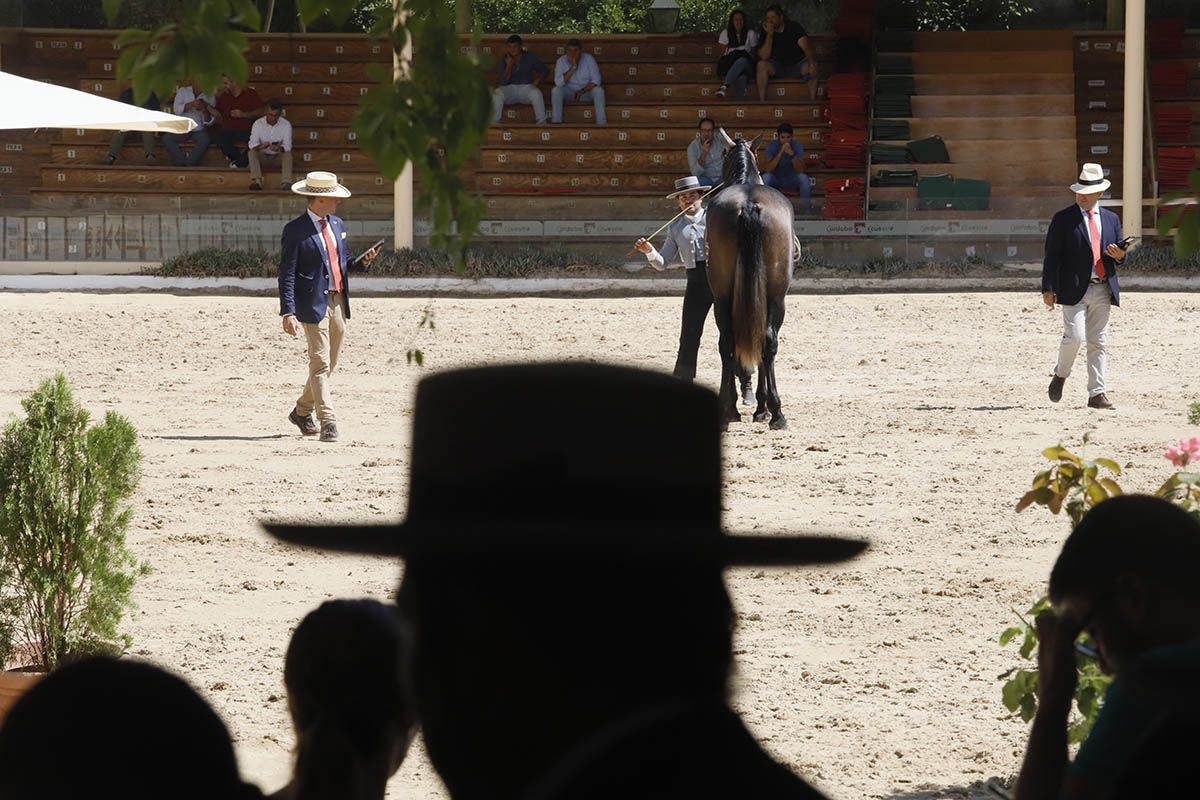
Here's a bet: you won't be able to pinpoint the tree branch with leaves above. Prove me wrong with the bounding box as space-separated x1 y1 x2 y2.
107 0 491 262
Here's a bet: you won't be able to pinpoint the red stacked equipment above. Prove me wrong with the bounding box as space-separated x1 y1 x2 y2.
1155 107 1193 145
822 177 866 220
1157 147 1196 191
1148 18 1186 55
1151 62 1189 99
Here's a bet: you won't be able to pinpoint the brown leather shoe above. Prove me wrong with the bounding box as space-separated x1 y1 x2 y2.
320 423 339 442
1087 393 1114 410
288 408 319 435
1048 374 1065 403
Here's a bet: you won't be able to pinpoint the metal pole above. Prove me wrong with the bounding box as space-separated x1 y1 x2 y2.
1122 0 1145 236
393 0 414 249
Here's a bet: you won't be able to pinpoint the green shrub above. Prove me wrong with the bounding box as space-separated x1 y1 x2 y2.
154 248 278 279
1120 243 1200 273
0 374 149 670
145 246 619 278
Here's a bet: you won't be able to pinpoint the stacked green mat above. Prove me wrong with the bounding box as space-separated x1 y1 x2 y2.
870 143 911 163
873 169 919 187
873 119 911 140
876 54 913 74
876 31 915 52
906 135 950 163
916 174 991 210
875 76 916 95
875 93 912 117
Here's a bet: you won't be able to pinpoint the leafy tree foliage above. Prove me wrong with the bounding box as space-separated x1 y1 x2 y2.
108 0 490 261
1158 172 1200 260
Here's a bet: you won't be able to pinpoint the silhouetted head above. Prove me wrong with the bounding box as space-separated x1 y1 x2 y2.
398 552 734 798
1050 495 1200 674
0 657 260 800
283 599 416 800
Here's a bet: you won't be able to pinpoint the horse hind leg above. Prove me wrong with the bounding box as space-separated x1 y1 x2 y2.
764 300 786 430
752 367 769 422
712 300 741 425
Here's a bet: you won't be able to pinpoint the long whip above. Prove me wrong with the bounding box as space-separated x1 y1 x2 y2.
625 181 725 257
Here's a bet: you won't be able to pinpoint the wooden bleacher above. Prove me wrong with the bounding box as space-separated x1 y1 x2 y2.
869 30 1079 219
0 28 847 253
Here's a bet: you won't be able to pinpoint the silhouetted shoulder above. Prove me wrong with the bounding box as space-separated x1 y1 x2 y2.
543 706 828 800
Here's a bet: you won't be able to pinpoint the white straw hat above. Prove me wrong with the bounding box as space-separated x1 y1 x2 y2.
1069 163 1110 194
290 171 352 198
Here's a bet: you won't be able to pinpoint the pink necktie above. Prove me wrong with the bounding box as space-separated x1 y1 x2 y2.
1087 210 1105 280
319 218 343 292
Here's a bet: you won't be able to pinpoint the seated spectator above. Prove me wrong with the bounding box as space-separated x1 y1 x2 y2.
761 123 811 211
492 34 548 125
551 38 606 125
247 98 293 191
715 9 758 99
212 74 264 169
754 4 818 102
0 656 263 800
1014 495 1200 800
104 84 160 165
267 599 416 800
163 78 215 168
687 117 725 187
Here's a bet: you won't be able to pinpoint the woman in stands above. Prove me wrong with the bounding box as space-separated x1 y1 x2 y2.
716 9 758 98
269 599 416 800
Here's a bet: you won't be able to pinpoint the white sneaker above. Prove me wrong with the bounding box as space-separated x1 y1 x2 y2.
715 85 727 97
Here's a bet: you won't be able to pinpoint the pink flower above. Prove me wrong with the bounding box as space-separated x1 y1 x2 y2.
1166 437 1200 468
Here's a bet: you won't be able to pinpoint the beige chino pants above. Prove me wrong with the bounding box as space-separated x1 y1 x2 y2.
249 148 294 186
296 293 346 424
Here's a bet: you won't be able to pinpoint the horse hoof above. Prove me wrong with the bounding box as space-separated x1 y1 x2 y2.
752 410 769 423
769 415 788 430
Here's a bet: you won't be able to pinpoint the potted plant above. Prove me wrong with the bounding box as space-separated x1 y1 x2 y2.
0 373 148 719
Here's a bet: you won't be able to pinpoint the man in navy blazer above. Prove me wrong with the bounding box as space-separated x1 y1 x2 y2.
1041 163 1127 410
279 171 379 442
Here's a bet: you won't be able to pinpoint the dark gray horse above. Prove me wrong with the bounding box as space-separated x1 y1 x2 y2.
705 131 794 429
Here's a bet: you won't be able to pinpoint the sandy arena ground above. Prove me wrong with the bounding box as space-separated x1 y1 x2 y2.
2 289 1197 799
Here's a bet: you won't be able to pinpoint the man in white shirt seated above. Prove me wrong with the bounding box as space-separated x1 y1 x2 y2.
551 38 606 125
247 98 294 191
163 78 215 168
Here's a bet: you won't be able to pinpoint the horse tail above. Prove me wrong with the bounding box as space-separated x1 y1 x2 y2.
733 202 767 371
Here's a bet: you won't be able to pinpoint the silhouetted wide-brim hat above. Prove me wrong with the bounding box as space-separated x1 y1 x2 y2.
290 170 352 198
264 363 868 566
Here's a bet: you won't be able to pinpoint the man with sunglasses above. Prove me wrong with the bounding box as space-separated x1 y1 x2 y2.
1014 495 1200 800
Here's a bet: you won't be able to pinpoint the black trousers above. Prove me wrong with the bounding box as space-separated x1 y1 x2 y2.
673 261 752 384
217 129 250 167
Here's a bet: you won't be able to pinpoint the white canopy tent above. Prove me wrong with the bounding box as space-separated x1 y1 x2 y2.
0 70 196 134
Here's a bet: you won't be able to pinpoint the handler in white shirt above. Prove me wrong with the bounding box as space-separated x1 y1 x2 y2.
551 38 606 125
247 98 294 191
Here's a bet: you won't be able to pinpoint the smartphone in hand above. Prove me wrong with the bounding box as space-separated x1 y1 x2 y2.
351 239 386 271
